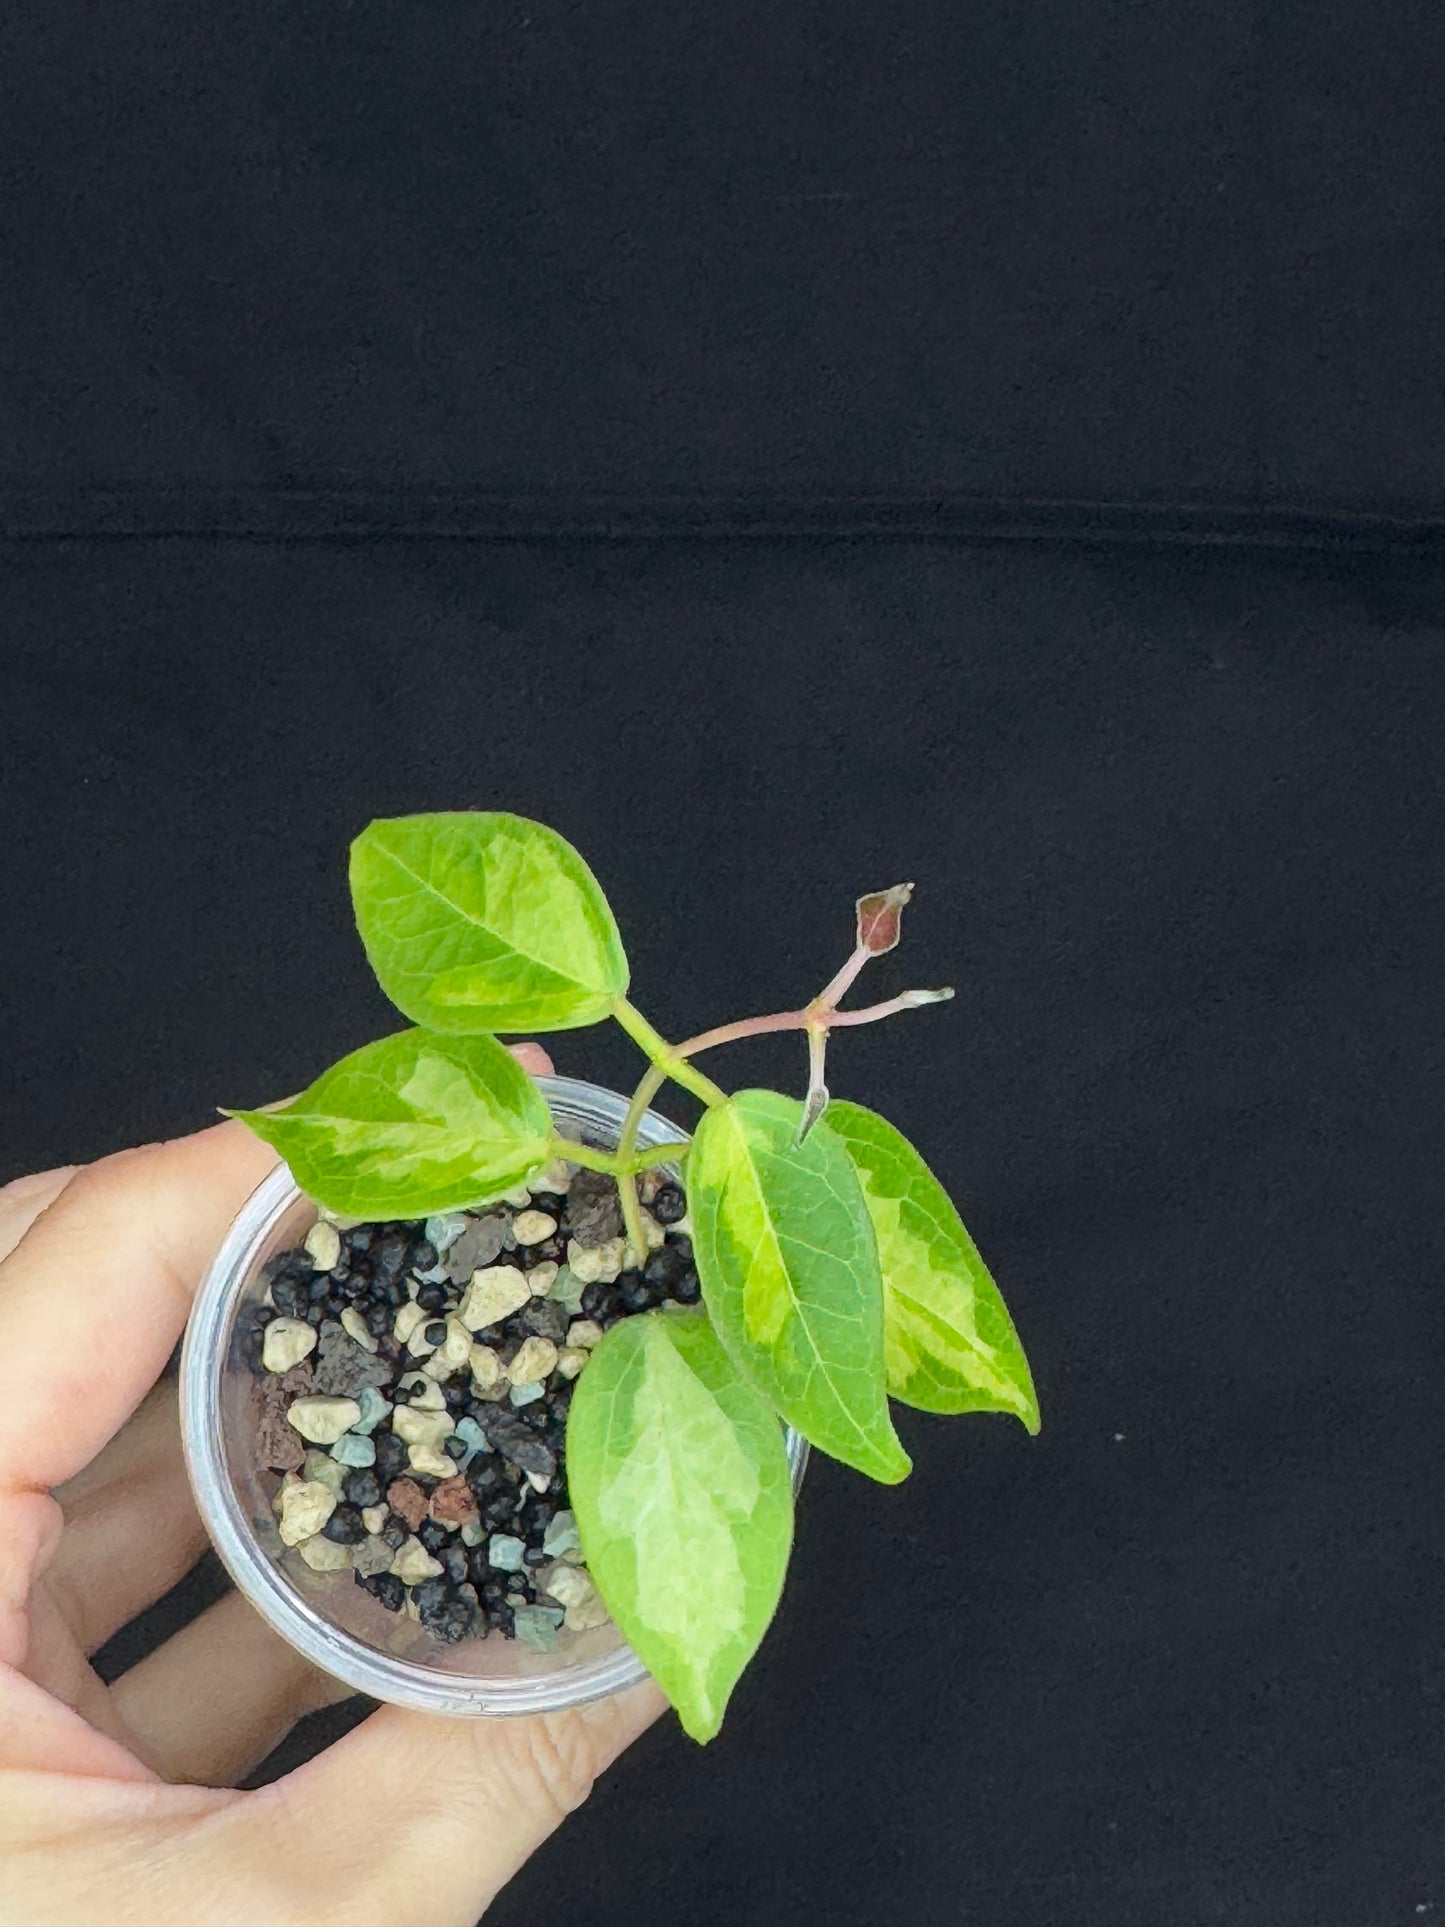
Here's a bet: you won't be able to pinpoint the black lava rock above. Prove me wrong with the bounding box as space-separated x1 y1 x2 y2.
564 1168 624 1246
417 1518 451 1553
580 1280 619 1321
617 1273 652 1314
651 1182 687 1225
644 1244 689 1295
478 1407 558 1481
519 1299 570 1342
322 1505 367 1545
372 1572 405 1612
373 1432 409 1483
342 1469 383 1509
413 1577 449 1617
375 1231 410 1279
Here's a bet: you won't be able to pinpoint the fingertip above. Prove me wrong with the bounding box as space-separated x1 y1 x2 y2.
508 1041 555 1076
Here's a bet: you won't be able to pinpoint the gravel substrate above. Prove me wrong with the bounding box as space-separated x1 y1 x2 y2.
245 1157 698 1649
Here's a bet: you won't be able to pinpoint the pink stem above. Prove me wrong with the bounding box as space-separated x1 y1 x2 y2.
816 943 871 1011
672 989 951 1060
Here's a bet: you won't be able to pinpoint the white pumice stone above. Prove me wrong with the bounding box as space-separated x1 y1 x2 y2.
542 1560 609 1630
566 1240 605 1284
459 1264 532 1332
303 1450 348 1496
361 1505 388 1535
304 1221 342 1271
396 1372 446 1410
527 1260 560 1298
512 1209 558 1246
390 1405 453 1450
468 1345 505 1393
286 1396 362 1445
316 1205 365 1230
567 1319 604 1349
428 1315 473 1377
298 1533 352 1572
567 1236 628 1285
391 1537 444 1586
339 1307 378 1354
351 1536 393 1578
262 1317 317 1374
525 1468 551 1493
408 1442 455 1478
555 1347 589 1380
532 1157 575 1194
277 1479 337 1546
501 1183 534 1208
460 1520 485 1547
507 1336 558 1385
639 1209 667 1251
393 1301 430 1349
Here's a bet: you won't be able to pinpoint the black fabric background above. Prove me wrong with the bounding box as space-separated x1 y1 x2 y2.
3 6 1444 1925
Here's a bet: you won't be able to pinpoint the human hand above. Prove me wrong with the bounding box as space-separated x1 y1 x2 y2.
0 1044 665 1927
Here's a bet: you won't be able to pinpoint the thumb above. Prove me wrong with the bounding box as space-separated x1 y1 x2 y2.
235 1681 667 1925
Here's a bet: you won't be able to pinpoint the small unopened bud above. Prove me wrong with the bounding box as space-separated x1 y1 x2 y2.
898 986 954 1008
856 883 914 955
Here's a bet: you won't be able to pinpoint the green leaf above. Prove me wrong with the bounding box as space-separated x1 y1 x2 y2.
821 1101 1040 1432
224 1029 553 1218
689 1090 910 1484
566 1310 793 1744
349 812 629 1034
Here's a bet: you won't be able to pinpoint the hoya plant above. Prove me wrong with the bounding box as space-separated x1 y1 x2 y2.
228 812 1039 1739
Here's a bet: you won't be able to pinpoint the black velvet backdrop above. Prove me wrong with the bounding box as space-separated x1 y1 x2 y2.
4 5 1445 1925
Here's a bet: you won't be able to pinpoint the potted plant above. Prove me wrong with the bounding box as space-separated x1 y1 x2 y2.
184 812 1038 1742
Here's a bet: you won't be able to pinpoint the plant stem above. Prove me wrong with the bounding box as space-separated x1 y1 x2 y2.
553 1133 692 1178
671 986 953 1058
816 941 871 1011
613 1061 671 1262
610 997 729 1108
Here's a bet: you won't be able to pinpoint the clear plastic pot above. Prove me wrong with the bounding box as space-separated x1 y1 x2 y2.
181 1073 809 1717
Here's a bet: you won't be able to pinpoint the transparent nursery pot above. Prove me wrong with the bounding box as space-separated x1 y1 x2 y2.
181 1073 809 1717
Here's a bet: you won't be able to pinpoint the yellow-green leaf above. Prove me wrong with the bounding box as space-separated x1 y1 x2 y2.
350 812 628 1034
224 1029 552 1218
822 1100 1040 1431
689 1090 910 1484
566 1311 793 1743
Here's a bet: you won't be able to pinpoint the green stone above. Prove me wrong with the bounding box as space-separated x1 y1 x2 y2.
541 1509 582 1560
513 1604 566 1651
330 1432 377 1468
487 1534 526 1571
303 1450 347 1496
351 1387 393 1436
